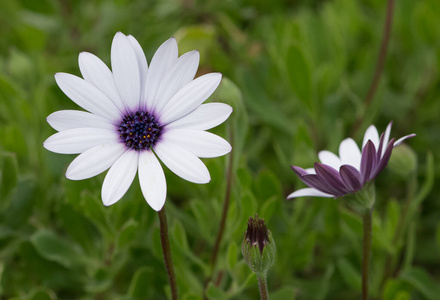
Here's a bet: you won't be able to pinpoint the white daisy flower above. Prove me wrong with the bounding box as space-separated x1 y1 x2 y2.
44 32 232 211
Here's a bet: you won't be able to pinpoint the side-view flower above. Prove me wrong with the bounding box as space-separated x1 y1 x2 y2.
288 122 415 199
44 32 232 211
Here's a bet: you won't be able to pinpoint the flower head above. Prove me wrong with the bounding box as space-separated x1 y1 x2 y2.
242 215 276 276
288 122 415 199
44 32 232 211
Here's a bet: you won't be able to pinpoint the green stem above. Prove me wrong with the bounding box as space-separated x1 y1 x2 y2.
203 128 234 300
362 208 373 300
158 207 178 300
210 128 234 271
351 0 396 137
257 274 269 300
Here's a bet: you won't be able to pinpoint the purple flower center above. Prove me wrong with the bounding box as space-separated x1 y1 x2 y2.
118 111 162 151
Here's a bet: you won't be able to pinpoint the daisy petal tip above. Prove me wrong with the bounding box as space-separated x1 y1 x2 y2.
149 201 165 212
101 193 119 207
291 166 307 176
65 167 83 181
209 72 223 83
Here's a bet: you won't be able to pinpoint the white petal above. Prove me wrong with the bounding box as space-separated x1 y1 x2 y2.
102 150 138 206
154 142 210 184
55 73 121 121
362 125 380 148
305 168 316 174
44 128 119 154
138 151 166 211
127 35 148 104
155 50 200 113
165 103 232 130
111 32 140 111
383 122 392 149
394 134 416 147
162 129 231 158
339 138 362 170
66 142 126 180
287 188 334 199
143 37 178 110
78 52 126 113
160 73 222 125
47 110 115 131
318 150 342 170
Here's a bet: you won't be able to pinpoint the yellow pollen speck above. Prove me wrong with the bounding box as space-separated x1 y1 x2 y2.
147 134 151 138
148 128 151 130
129 132 133 136
143 135 146 139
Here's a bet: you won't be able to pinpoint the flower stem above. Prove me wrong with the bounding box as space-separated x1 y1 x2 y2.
158 207 178 300
203 128 234 299
351 0 396 136
210 128 234 270
362 208 373 300
257 274 269 300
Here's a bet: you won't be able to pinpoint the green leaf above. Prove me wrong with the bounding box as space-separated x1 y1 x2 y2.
382 279 412 300
128 267 153 299
211 77 248 167
171 219 189 252
80 192 112 237
413 152 434 207
30 229 84 269
206 282 228 300
337 258 361 291
0 125 27 157
436 221 440 253
0 151 18 199
385 199 400 240
400 267 440 300
271 286 296 300
255 170 282 201
175 25 216 65
118 219 139 249
286 44 313 110
227 242 239 270
84 268 112 294
260 196 279 225
58 203 101 255
2 177 35 229
27 287 56 300
19 241 84 290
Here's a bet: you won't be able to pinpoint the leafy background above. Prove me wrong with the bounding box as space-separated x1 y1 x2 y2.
0 0 439 299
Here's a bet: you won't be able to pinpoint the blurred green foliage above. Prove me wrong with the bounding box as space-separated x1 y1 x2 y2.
1 0 440 299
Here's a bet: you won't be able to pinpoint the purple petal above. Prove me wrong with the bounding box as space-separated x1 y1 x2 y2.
291 166 336 195
376 132 385 160
339 165 363 192
291 166 308 177
314 163 348 196
372 138 395 178
360 140 377 183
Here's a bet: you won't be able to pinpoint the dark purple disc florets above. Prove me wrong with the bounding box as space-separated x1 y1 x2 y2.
118 111 162 151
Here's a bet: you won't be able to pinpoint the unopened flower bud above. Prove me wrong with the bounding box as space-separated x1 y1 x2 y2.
241 215 276 276
388 144 417 178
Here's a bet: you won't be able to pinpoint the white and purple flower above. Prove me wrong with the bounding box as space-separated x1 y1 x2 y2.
44 32 232 211
288 122 415 199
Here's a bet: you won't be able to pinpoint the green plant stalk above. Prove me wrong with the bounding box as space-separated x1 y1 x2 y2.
210 128 234 271
362 208 373 300
351 0 395 136
158 207 178 300
257 273 269 300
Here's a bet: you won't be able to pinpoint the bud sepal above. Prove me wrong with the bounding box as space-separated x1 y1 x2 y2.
241 215 276 277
